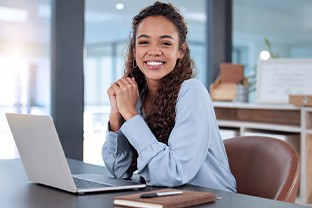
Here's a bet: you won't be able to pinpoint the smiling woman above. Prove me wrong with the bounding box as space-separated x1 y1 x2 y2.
83 0 207 166
102 1 236 192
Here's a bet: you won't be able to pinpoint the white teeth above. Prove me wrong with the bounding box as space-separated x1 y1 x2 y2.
147 61 163 66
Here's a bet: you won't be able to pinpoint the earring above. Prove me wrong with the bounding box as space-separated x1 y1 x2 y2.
132 60 137 68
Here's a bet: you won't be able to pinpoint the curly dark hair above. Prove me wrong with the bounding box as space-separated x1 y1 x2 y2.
124 1 196 170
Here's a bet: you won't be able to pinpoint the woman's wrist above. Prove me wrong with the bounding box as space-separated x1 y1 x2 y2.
122 111 138 121
109 112 123 132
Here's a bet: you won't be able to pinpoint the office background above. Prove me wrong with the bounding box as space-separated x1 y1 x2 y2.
0 0 312 165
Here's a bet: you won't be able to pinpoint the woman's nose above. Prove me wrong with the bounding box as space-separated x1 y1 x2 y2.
148 47 162 56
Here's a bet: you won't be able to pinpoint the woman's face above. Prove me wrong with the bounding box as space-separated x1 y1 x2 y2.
134 16 183 86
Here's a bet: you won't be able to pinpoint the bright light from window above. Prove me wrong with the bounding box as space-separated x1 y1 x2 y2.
0 6 28 23
259 50 270 60
0 55 28 106
115 3 124 10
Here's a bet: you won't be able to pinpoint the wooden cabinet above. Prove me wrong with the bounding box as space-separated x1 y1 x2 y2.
213 101 312 206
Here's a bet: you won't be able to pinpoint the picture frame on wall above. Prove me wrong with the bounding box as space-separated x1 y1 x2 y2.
256 58 312 104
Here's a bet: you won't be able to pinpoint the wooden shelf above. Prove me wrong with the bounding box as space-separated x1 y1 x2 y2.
218 120 301 133
213 102 312 206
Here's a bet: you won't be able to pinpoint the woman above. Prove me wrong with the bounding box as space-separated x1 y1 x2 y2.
102 1 236 192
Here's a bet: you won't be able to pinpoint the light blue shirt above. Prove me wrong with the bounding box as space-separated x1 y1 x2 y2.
102 78 236 192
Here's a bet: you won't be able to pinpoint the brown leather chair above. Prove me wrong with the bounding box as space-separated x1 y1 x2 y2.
224 136 300 203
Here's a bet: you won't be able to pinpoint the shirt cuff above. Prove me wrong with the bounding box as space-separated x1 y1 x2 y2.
106 124 130 154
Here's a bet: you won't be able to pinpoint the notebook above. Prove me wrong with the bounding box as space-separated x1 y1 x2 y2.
5 113 146 194
113 188 218 208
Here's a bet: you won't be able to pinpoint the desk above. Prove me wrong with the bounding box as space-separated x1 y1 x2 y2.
1 159 308 208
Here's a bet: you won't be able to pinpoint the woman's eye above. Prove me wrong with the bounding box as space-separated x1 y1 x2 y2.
161 42 172 46
138 41 149 45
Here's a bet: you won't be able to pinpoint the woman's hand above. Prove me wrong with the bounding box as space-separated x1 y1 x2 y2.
108 77 139 130
107 80 123 131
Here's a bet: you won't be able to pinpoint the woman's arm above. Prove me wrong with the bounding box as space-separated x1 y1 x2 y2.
102 126 134 179
103 77 139 178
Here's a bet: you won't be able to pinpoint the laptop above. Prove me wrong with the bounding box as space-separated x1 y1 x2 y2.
5 113 146 194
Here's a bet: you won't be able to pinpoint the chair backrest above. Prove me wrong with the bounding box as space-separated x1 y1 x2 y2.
224 136 300 203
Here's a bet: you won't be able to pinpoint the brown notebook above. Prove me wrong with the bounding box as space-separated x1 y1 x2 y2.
113 188 217 208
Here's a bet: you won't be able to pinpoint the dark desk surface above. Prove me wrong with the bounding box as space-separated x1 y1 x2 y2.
1 159 308 208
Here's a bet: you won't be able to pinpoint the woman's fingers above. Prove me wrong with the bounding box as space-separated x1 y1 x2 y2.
119 77 135 88
113 77 137 92
108 77 139 120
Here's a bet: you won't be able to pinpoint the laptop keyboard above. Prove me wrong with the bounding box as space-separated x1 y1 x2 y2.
73 177 114 189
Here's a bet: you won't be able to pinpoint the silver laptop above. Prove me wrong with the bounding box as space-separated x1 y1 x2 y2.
5 113 146 194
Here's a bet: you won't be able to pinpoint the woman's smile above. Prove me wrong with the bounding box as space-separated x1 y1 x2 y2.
144 60 166 70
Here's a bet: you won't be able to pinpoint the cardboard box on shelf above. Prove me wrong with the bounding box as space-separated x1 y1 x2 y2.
210 63 247 101
220 63 244 83
289 95 312 106
210 80 237 101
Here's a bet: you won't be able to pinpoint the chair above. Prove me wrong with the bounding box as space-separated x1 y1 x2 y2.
224 136 300 203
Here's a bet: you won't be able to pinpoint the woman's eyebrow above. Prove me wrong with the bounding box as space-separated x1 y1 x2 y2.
137 34 174 40
137 34 150 39
160 35 174 40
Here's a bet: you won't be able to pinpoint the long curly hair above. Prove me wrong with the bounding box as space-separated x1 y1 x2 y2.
124 1 196 170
